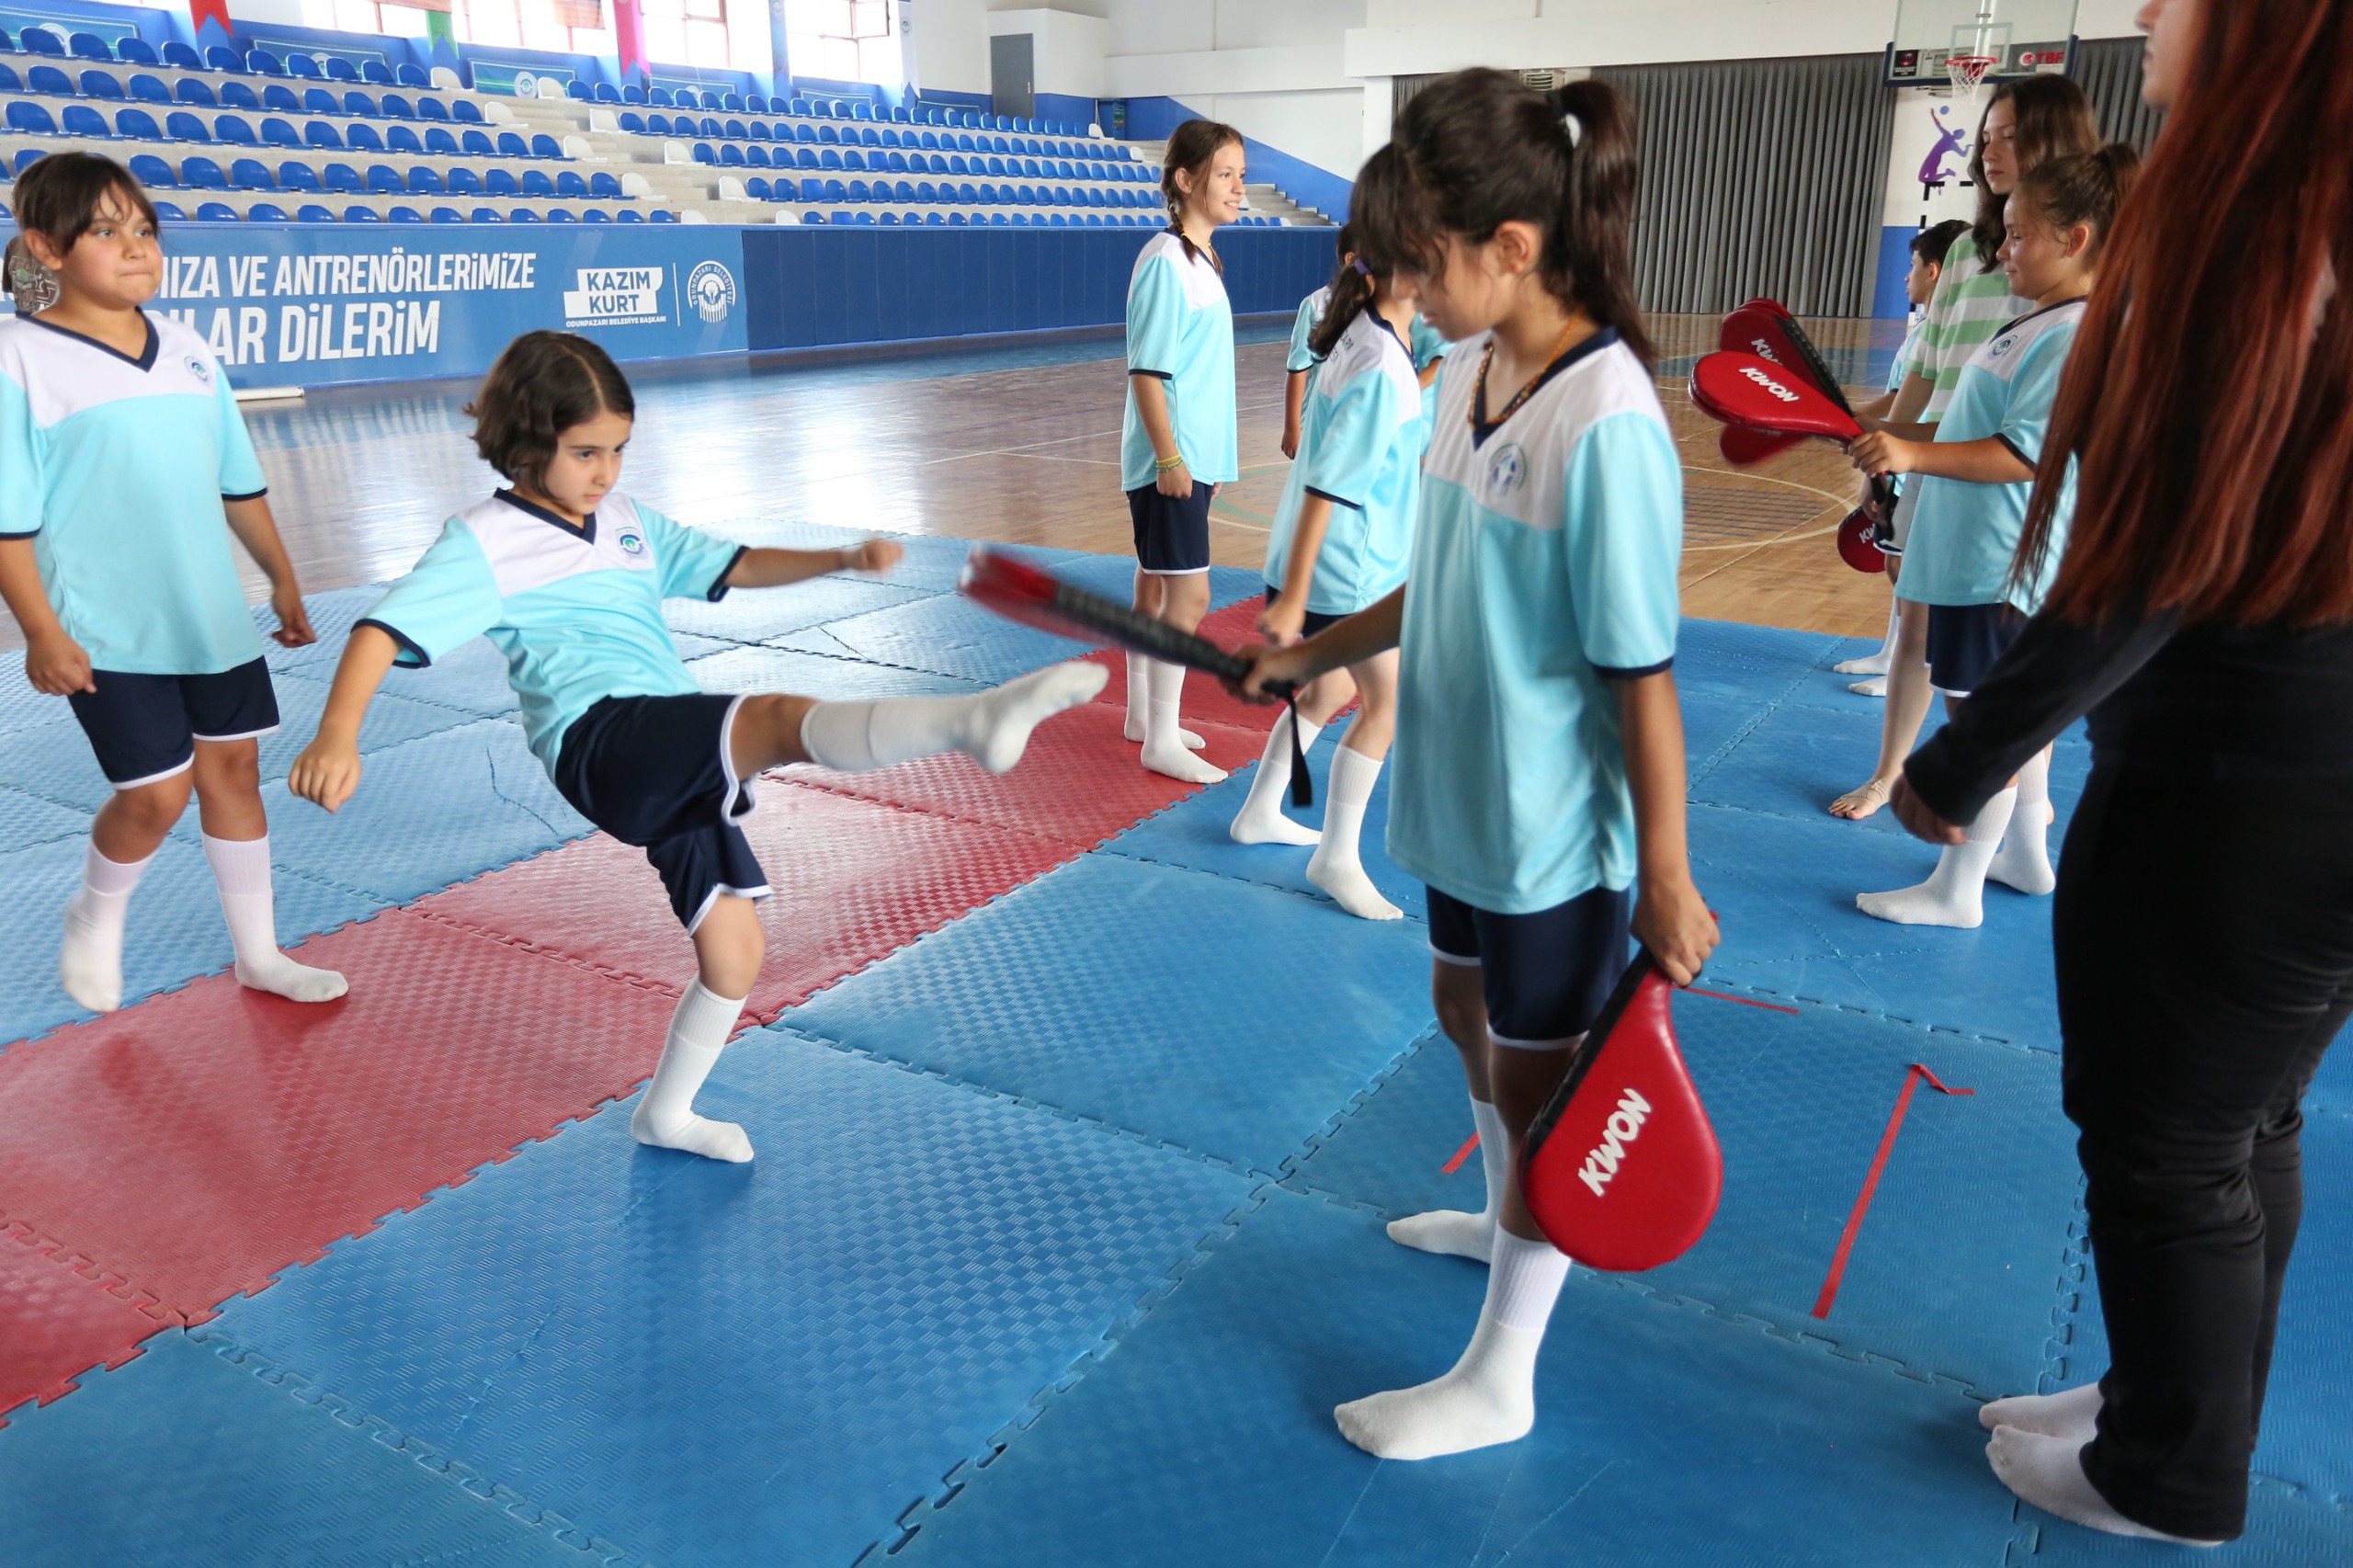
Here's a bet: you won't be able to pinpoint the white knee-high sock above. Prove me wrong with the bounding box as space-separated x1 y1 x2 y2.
1123 652 1201 749
1988 747 2056 896
59 840 153 1014
1857 786 2018 929
1388 1096 1506 1260
1228 710 1322 846
1836 600 1901 676
1140 657 1225 784
799 662 1108 775
202 835 348 1003
1336 1228 1568 1460
1307 745 1400 919
632 980 754 1163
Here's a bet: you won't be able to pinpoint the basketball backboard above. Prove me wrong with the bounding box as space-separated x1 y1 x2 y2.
1884 0 2078 87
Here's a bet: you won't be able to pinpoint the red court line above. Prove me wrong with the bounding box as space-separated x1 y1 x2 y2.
1811 1063 1974 1320
1686 987 1802 1015
1440 1132 1481 1175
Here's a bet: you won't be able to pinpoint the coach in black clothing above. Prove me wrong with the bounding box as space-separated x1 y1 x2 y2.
1887 0 2351 1545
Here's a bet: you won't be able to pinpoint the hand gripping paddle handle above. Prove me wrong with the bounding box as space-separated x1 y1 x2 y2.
1518 949 1723 1273
959 546 1313 806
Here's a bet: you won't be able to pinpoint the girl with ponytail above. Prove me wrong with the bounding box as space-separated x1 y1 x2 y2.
1118 117 1246 783
1227 161 1426 920
1239 70 1716 1460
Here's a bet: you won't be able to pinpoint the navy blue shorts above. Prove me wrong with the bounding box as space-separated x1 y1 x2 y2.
1925 601 2027 696
1426 883 1633 1049
1128 481 1212 574
1262 584 1343 639
67 658 279 788
552 693 769 932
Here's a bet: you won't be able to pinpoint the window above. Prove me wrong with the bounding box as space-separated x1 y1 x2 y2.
785 0 899 85
303 0 432 35
451 0 608 54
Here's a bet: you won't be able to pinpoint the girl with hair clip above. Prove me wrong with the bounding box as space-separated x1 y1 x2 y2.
1240 71 1717 1460
1846 143 2141 928
1228 176 1426 922
1120 118 1245 784
1894 0 2352 1541
1831 74 2099 819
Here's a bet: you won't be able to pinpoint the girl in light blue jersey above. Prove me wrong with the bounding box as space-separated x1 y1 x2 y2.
1847 145 2140 929
290 333 1104 1166
1229 236 1428 921
1120 117 1245 786
0 153 344 1018
1242 72 1718 1462
1279 223 1352 460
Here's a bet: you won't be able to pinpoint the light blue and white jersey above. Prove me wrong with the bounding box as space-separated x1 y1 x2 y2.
1264 311 1427 617
1887 313 1927 393
1410 313 1452 374
1389 329 1684 915
1897 298 2084 615
1285 285 1328 375
359 490 747 772
0 312 268 675
1120 231 1237 489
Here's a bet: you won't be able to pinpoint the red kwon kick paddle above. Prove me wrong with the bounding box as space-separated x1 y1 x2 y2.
1719 423 1804 467
960 545 1313 804
1520 950 1722 1272
1690 352 1862 442
1721 301 1852 416
1837 506 1888 574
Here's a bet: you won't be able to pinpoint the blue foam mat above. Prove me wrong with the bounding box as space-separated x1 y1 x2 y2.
0 653 73 740
896 1187 2019 1568
0 834 388 1050
203 1032 1256 1568
1097 733 1426 919
773 594 1100 685
256 585 386 674
1690 802 2066 1050
0 778 90 856
784 851 1436 1175
663 574 937 644
686 642 983 701
0 1331 594 1568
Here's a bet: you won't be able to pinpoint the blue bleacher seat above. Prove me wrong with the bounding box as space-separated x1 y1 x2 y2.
278 160 319 191
361 60 393 85
647 86 672 107
117 37 159 66
621 83 644 104
744 176 768 199
842 149 866 171
461 129 494 157
80 67 123 99
471 205 502 222
322 161 361 192
691 142 714 165
407 165 443 194
261 116 299 148
20 28 63 57
722 92 744 111
618 110 643 132
380 93 413 119
616 207 642 222
788 97 809 115
397 63 429 87
183 155 226 189
565 79 588 100
128 151 176 187
651 208 677 222
530 131 562 158
958 180 977 203
161 108 207 141
595 82 620 104
977 181 996 204
216 114 257 145
588 170 623 199
546 206 574 222
387 204 420 222
893 179 914 201
430 205 462 222
949 210 965 225
364 163 400 194
290 53 324 80
325 56 357 83
519 168 552 197
204 45 243 72
62 104 108 137
719 144 743 167
448 165 481 195
163 41 201 71
645 111 671 134
249 201 288 220
747 120 769 141
303 121 342 151
484 167 517 196
915 179 936 203
347 123 381 152
221 80 259 109
847 178 870 201
416 95 448 122
452 98 482 123
117 107 162 140
424 126 457 154
555 169 586 197
296 202 334 222
229 156 272 189
386 123 419 153
583 205 610 223
343 89 374 116
345 205 381 222
196 199 236 220
247 51 282 75
508 207 540 222
129 72 167 103
301 85 335 115
880 210 898 225
26 62 71 95
699 90 720 109
723 116 746 139
150 198 185 218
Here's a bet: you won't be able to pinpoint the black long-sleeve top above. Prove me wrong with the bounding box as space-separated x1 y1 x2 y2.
1905 606 2353 824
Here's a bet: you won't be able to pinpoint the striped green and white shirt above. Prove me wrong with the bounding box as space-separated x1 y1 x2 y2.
1902 233 2033 420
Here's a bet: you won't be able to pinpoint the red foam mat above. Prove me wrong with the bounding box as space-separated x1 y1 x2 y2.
1083 598 1282 733
0 910 681 1320
785 699 1264 848
0 1222 182 1425
415 782 1081 1022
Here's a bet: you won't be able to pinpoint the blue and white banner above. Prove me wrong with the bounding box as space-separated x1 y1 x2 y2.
3 222 748 390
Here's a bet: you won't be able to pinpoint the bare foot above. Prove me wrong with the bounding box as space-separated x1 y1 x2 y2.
1830 777 1894 820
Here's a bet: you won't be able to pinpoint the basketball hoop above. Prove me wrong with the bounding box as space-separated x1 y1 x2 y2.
1945 53 1997 102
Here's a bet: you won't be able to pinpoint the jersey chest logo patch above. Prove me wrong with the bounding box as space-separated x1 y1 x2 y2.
182 355 213 387
616 528 648 558
1483 442 1529 500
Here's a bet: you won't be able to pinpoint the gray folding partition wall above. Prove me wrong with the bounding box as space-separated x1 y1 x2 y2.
2069 37 2166 150
1595 54 1894 318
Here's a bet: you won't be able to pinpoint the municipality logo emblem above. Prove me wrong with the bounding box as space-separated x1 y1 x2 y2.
617 528 647 556
1485 442 1529 497
687 261 737 324
183 355 212 386
1988 333 2018 359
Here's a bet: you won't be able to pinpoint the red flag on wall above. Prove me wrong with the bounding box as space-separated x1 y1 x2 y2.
611 0 647 83
188 0 233 42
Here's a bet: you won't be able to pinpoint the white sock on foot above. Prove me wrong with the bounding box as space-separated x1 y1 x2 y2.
1834 603 1901 675
1849 675 1890 698
1335 1228 1566 1460
1985 1428 2223 1546
1388 1097 1505 1260
1123 653 1201 748
203 835 348 1003
59 841 152 1014
1981 1381 2102 1439
631 981 754 1162
801 662 1108 775
1307 745 1400 919
1857 787 2018 928
1140 658 1225 783
1988 747 2057 895
1229 710 1323 846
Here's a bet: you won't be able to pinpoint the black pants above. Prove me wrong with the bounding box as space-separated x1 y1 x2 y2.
2055 765 2353 1540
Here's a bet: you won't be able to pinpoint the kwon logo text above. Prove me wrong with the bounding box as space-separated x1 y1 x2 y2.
1575 1087 1653 1198
1739 365 1800 403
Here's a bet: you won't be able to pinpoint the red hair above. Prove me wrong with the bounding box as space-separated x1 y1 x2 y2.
2017 0 2353 626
